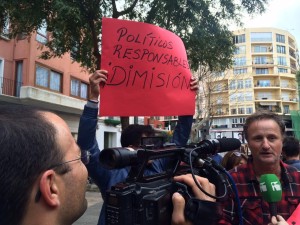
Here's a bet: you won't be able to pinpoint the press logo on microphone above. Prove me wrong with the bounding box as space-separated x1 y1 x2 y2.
260 181 282 193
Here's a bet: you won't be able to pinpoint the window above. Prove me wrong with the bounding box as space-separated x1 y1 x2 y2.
246 107 253 114
283 105 289 114
234 46 246 54
276 34 285 43
245 92 253 101
216 98 223 104
253 45 271 53
238 107 245 114
258 92 272 100
233 34 245 44
250 32 272 42
281 80 289 89
35 65 62 92
232 117 246 123
70 78 88 99
230 93 237 101
277 45 286 54
245 79 252 88
254 56 268 64
231 108 237 114
240 118 246 123
216 107 223 115
234 68 247 75
277 56 287 66
278 68 288 73
237 80 244 89
281 92 289 100
229 80 236 90
257 80 271 87
256 68 269 74
214 83 222 92
234 57 246 66
237 93 244 101
36 21 48 44
15 61 23 97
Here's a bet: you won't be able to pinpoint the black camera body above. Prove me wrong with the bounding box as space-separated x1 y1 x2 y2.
101 138 241 225
104 147 190 225
106 178 178 225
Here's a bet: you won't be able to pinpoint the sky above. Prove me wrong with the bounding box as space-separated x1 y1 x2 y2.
236 0 300 48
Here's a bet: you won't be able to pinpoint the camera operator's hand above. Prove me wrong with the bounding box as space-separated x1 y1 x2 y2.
89 70 108 100
171 174 216 225
268 215 288 225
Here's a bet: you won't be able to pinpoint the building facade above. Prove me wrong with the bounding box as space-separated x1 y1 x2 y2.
209 28 299 140
0 26 122 150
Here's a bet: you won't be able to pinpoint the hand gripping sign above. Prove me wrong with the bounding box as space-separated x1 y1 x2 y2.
100 18 195 116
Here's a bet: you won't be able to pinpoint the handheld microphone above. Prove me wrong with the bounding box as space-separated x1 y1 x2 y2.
259 174 282 217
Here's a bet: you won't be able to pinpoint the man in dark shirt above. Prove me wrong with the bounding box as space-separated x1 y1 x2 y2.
282 136 300 171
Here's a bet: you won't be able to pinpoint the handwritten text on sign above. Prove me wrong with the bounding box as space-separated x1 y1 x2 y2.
100 18 195 116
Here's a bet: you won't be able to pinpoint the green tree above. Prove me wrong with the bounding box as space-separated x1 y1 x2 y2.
1 0 269 128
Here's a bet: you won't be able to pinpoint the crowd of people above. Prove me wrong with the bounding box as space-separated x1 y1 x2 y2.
2 69 300 225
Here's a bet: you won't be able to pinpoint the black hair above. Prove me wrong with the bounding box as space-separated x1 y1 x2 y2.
0 105 67 225
120 124 155 147
282 136 300 157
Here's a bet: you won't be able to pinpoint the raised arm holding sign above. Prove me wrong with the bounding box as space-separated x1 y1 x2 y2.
100 17 195 116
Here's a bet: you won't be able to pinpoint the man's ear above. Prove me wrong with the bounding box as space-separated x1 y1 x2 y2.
39 170 60 207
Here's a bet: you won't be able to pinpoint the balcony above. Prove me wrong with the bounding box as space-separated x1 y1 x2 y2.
254 83 280 88
0 77 86 115
0 76 23 97
255 106 281 113
282 97 298 102
255 96 282 101
252 59 274 66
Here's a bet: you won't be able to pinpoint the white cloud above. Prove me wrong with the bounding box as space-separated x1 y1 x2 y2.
234 0 300 47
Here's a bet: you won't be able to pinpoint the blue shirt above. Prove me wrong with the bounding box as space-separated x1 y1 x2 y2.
285 159 300 171
77 104 193 225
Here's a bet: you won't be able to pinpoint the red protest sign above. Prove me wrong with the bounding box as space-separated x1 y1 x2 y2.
100 17 195 116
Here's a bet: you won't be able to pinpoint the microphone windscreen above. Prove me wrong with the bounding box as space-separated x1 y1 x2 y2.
259 174 282 203
217 138 241 152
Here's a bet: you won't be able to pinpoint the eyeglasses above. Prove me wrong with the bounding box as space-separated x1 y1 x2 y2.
35 151 91 202
48 150 91 170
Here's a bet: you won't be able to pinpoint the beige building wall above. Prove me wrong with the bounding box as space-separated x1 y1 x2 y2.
209 27 299 139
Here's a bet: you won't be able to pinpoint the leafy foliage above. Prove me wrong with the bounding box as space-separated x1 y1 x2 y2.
1 0 269 130
1 0 269 72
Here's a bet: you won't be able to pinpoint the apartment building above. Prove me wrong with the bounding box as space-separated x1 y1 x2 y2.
209 28 299 140
0 26 121 150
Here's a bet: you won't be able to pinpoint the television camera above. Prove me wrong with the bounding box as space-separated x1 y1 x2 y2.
99 138 241 225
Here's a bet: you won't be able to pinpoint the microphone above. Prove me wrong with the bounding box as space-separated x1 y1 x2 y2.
259 174 282 217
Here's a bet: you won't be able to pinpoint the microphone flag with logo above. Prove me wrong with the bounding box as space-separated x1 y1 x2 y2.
259 174 282 217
